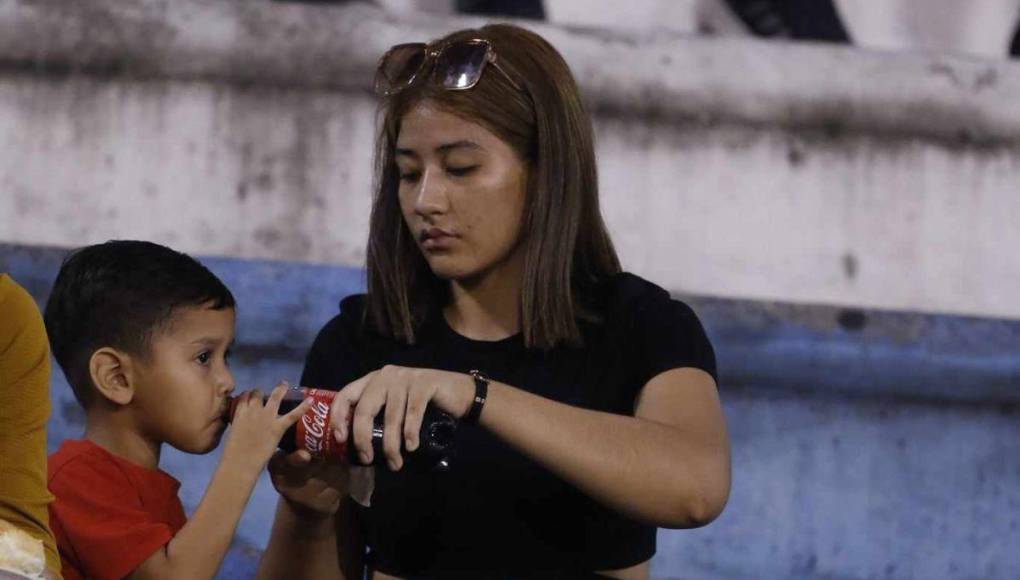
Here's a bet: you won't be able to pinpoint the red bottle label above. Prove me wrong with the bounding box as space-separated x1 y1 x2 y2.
295 388 347 460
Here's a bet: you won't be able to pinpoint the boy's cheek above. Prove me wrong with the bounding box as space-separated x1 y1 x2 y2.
198 417 228 451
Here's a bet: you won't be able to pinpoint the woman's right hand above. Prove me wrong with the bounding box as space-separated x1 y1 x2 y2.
267 449 350 517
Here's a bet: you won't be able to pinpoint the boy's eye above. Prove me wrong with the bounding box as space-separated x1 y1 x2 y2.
196 351 211 365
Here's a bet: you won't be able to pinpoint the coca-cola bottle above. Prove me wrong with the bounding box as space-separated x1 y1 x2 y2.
225 386 457 470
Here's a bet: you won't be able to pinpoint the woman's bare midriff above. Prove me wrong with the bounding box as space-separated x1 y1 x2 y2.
596 560 650 580
369 559 650 580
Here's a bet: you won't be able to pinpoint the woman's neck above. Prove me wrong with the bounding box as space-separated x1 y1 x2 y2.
445 256 523 341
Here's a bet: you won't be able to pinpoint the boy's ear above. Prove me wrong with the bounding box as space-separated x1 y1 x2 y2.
89 348 136 406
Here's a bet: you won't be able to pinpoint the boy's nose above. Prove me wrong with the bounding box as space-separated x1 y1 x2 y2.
219 370 236 395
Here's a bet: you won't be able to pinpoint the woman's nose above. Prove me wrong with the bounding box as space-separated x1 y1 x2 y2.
414 168 449 215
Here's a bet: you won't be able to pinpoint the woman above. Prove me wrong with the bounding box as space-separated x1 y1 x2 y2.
258 24 730 579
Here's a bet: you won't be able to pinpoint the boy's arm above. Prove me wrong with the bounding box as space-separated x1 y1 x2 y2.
128 386 310 580
127 455 262 579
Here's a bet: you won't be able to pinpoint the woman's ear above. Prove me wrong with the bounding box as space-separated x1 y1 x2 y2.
89 347 136 406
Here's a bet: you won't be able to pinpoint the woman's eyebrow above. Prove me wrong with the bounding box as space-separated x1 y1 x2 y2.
436 140 483 154
396 140 484 159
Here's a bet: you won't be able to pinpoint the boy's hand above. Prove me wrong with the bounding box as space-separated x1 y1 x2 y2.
268 449 349 517
125 385 313 580
221 383 311 476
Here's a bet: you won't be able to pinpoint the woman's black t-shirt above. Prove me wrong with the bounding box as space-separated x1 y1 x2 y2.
300 272 717 578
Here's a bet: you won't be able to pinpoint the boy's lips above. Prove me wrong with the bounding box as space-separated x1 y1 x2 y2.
216 400 231 423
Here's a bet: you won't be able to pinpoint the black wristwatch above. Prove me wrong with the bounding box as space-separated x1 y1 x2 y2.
464 369 489 424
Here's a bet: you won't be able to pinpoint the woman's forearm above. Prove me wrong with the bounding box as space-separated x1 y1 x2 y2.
334 365 729 529
256 497 363 580
478 371 730 528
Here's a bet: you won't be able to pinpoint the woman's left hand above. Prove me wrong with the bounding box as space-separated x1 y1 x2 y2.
327 366 475 471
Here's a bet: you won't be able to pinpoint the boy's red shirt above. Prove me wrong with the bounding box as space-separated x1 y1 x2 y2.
48 440 187 580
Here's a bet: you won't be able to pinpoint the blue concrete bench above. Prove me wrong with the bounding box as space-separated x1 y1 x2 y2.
4 242 1018 579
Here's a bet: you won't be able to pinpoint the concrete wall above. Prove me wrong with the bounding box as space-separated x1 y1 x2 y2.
2 0 1020 321
2 1 1019 579
382 0 745 36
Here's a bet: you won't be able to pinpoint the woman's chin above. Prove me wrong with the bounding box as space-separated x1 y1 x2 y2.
425 259 476 281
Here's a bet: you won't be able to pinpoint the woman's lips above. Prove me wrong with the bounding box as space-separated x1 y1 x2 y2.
420 228 457 250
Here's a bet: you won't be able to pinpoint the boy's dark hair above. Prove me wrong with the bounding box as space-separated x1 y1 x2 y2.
44 240 236 408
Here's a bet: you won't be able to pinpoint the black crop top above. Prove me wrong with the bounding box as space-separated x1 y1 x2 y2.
300 273 717 578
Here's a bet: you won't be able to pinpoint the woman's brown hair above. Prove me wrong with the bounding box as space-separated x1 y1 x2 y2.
365 23 620 349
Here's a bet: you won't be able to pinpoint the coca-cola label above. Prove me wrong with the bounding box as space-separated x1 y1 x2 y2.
295 388 347 460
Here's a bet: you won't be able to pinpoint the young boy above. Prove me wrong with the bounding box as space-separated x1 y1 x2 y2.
43 240 309 580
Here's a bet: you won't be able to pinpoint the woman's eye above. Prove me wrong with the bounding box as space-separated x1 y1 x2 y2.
399 171 420 183
447 165 478 177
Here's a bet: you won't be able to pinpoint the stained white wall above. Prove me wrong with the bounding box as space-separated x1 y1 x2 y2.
3 3 1018 579
2 0 1020 321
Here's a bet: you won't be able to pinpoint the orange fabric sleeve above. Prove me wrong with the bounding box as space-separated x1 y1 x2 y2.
0 274 61 577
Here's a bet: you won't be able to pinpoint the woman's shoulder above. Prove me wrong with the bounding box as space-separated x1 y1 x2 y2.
592 272 708 345
314 293 413 351
595 272 686 314
602 271 667 296
595 272 717 382
338 293 368 322
312 293 368 338
303 294 375 386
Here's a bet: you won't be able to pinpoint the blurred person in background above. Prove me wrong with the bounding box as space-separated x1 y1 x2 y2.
257 23 731 579
358 0 1020 59
0 274 59 579
456 0 544 19
726 0 1020 59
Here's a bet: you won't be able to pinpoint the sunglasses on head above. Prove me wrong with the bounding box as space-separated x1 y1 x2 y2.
374 38 523 97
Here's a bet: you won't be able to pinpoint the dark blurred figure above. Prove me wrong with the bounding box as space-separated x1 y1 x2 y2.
727 0 1020 58
274 0 544 19
724 0 849 42
456 0 544 19
273 0 365 3
1011 27 1020 56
